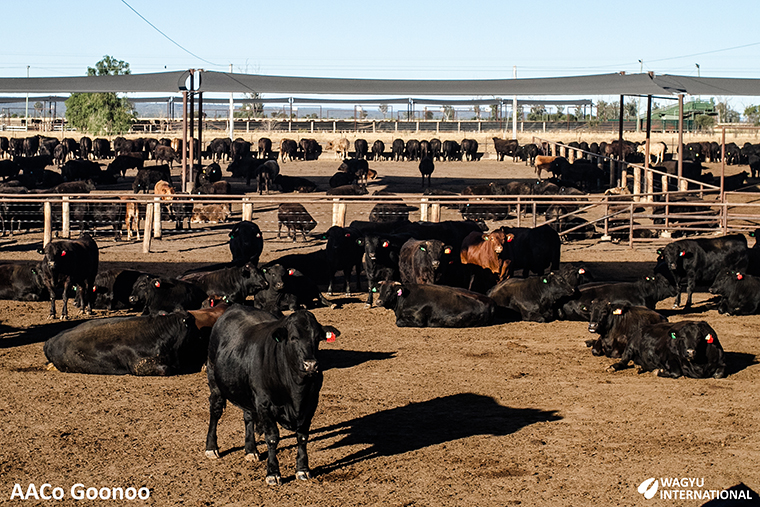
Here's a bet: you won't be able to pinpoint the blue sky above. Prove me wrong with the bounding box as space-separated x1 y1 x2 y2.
3 0 760 109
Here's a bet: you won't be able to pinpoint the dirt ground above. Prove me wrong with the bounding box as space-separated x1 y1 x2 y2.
1 137 760 506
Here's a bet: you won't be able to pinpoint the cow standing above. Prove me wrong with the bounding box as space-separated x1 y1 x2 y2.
40 233 99 319
205 307 338 485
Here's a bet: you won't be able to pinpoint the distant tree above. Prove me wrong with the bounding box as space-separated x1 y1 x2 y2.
489 104 499 121
441 105 455 121
473 105 481 120
527 105 547 121
744 105 760 125
33 101 43 117
424 108 434 120
379 104 389 118
695 114 716 131
716 100 740 123
65 55 136 134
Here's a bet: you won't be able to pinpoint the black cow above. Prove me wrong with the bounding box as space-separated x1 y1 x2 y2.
559 273 676 321
0 262 47 301
92 138 111 160
354 139 369 159
92 269 147 310
363 233 408 306
208 138 231 162
278 203 317 242
493 138 519 162
376 281 495 327
251 160 279 194
231 138 252 163
395 220 483 257
179 263 267 304
253 264 331 314
429 138 442 161
279 139 298 162
499 225 561 278
405 139 420 161
129 275 207 315
195 162 223 186
325 226 365 295
371 140 385 160
40 233 99 319
229 221 264 266
299 138 322 160
607 320 726 379
227 155 265 180
442 140 461 161
263 250 331 287
60 159 103 182
258 137 273 159
399 238 454 285
586 301 668 358
391 139 405 161
658 234 748 308
329 171 357 188
132 166 171 193
369 202 414 224
205 308 338 485
108 155 144 178
273 174 316 193
419 156 434 188
709 269 760 315
461 139 478 161
487 271 575 323
44 309 223 375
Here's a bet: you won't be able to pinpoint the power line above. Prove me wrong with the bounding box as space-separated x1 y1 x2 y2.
119 0 221 68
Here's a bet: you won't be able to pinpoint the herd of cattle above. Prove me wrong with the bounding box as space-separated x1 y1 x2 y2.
3 207 759 483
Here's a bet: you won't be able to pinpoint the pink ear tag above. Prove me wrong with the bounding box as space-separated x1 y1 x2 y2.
397 288 403 296
706 334 714 344
737 273 743 280
325 331 336 343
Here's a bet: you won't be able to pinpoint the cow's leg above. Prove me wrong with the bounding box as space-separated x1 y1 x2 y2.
46 284 57 319
204 373 226 459
684 275 696 308
243 409 261 461
59 278 70 320
258 413 282 485
294 429 311 481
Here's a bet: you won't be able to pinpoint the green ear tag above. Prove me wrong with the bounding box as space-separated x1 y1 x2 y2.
371 287 377 293
420 246 426 252
542 278 548 284
670 332 677 340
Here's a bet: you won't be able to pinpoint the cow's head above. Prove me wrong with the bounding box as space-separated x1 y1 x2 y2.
260 264 286 291
668 321 725 378
374 281 406 309
241 263 268 293
272 310 339 375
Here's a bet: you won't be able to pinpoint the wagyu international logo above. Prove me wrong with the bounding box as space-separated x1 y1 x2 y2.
638 478 659 500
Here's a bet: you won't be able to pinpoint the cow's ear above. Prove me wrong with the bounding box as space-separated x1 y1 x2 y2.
272 327 288 343
241 268 251 278
322 326 340 342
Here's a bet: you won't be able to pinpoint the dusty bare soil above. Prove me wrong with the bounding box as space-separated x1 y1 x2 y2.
1 146 760 506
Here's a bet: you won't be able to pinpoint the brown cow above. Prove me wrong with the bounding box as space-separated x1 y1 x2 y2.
191 203 231 223
460 229 514 283
534 155 558 180
120 197 140 240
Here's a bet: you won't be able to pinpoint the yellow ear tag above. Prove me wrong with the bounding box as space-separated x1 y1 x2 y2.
612 308 623 315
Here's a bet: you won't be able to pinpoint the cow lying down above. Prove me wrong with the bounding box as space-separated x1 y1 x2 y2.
375 281 495 327
606 320 726 379
44 305 227 375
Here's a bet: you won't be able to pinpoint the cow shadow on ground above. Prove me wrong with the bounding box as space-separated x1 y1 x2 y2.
724 352 758 376
701 483 760 506
0 319 83 349
310 393 561 474
320 349 395 372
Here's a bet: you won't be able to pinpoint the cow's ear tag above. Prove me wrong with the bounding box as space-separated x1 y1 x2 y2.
371 287 377 293
154 281 161 288
612 308 623 315
444 247 452 255
542 278 548 284
679 250 685 257
382 240 389 248
325 331 336 343
61 251 66 256
578 268 585 274
288 269 295 276
92 286 97 292
230 233 235 239
670 332 677 340
397 288 403 296
737 273 743 280
706 334 714 344
507 236 513 242
420 246 426 252
483 235 490 241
